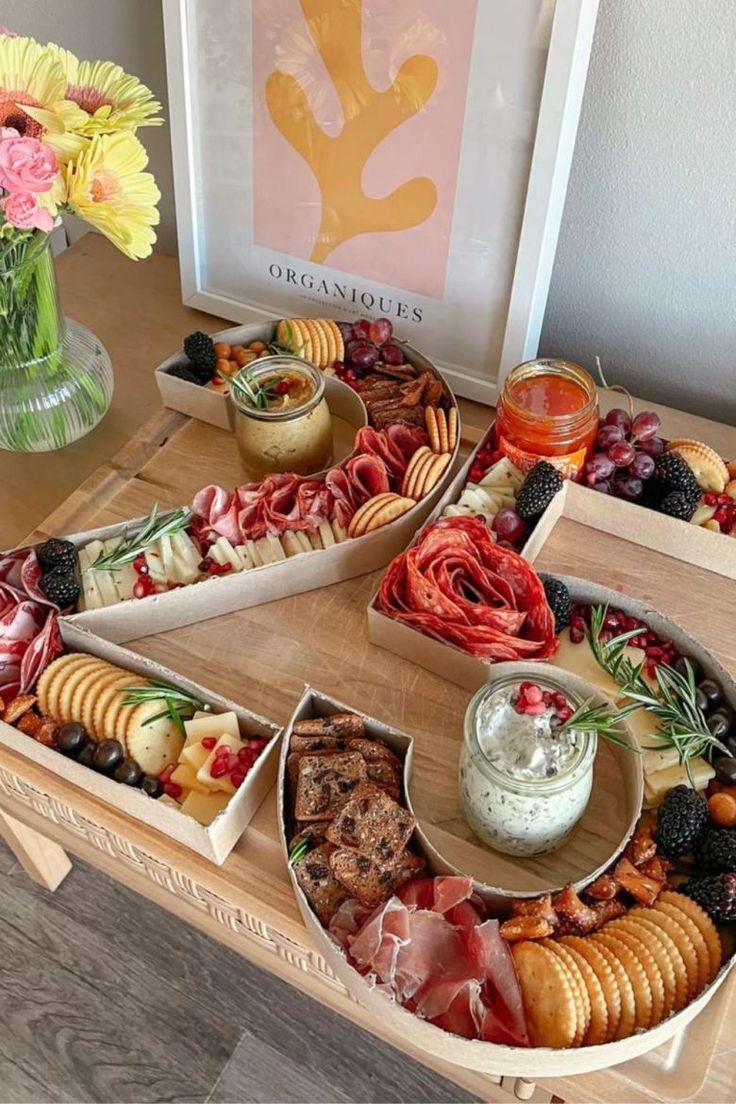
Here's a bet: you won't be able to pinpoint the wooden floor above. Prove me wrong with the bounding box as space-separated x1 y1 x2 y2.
0 840 479 1104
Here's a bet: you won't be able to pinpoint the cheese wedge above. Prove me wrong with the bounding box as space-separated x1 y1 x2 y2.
267 535 287 562
245 539 263 567
644 757 715 808
196 731 246 795
184 711 240 743
103 538 137 601
308 530 322 551
181 742 211 772
180 789 230 826
171 761 212 795
235 544 254 569
281 532 303 557
78 547 103 611
211 537 244 572
144 546 167 584
83 540 118 608
318 520 335 548
295 532 312 554
158 533 176 583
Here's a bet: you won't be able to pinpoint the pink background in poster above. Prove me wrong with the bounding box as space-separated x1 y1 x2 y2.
252 0 477 300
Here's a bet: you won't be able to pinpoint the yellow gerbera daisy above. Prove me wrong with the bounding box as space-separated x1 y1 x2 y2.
65 131 160 259
49 46 163 134
0 35 87 160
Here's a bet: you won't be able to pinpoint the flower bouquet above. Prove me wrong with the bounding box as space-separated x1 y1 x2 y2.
0 29 162 451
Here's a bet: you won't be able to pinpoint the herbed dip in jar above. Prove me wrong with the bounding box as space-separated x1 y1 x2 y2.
459 675 596 857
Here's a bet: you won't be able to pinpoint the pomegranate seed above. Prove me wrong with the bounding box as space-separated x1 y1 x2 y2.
647 646 664 659
133 554 148 574
603 612 622 631
247 738 267 750
624 617 640 632
238 746 255 765
525 684 543 705
159 764 175 783
226 753 240 772
552 693 567 710
133 577 155 599
469 465 484 483
526 701 547 716
198 560 210 573
704 493 718 505
519 681 534 693
718 494 732 505
215 745 230 759
557 706 573 722
542 691 552 705
569 623 584 644
164 781 183 799
210 758 229 778
201 736 217 749
231 769 246 788
713 507 730 527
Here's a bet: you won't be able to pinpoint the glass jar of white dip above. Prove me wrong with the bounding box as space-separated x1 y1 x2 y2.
459 674 597 857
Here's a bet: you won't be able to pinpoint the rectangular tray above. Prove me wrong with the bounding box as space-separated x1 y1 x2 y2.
1 619 281 863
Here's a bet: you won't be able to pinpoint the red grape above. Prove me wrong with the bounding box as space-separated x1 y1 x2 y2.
368 318 393 345
352 319 372 341
492 508 527 545
585 452 616 480
597 425 624 449
332 359 345 376
605 408 632 435
350 342 379 370
630 451 655 480
382 343 405 366
608 440 636 467
336 321 354 342
638 435 664 458
591 480 612 495
616 476 643 499
631 410 661 441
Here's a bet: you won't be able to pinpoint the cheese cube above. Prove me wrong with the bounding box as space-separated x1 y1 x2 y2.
171 761 212 794
184 711 240 744
180 789 231 826
181 742 211 772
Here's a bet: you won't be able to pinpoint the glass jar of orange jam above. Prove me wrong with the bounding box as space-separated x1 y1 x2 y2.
496 359 599 478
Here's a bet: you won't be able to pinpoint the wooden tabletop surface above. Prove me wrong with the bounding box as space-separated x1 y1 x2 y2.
1 235 735 1104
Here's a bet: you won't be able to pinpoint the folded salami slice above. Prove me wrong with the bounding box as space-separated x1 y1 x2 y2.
378 516 558 661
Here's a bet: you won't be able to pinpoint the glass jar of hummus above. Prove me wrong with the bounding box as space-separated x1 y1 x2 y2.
231 356 332 479
458 674 596 857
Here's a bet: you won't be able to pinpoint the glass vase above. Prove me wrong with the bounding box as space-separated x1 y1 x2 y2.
0 233 113 452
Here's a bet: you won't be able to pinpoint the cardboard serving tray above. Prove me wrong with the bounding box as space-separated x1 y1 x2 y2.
0 620 281 864
277 687 735 1078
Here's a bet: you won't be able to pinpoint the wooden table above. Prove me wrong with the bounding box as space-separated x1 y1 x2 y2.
0 236 734 1104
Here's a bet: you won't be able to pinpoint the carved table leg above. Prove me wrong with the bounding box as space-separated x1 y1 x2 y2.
0 807 72 890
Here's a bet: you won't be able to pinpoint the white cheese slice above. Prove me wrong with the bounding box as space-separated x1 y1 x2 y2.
171 530 202 571
308 530 322 551
213 537 244 572
644 757 715 807
235 544 254 569
267 535 287 562
103 538 137 601
318 520 335 548
83 539 118 608
281 532 302 558
158 534 176 583
331 519 348 543
295 532 312 554
245 539 262 567
144 547 167 584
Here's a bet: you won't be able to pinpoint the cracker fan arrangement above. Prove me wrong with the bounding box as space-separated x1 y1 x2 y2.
2 334 736 1077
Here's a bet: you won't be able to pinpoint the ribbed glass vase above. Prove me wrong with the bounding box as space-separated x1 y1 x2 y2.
0 232 113 452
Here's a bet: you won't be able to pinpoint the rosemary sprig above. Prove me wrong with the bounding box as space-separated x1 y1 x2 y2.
118 679 211 737
219 366 286 411
585 604 729 781
557 697 641 751
288 836 310 867
90 504 192 571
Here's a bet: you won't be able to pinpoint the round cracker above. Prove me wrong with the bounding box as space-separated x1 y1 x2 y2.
585 937 637 1039
302 319 326 368
511 942 578 1048
561 937 621 1043
418 452 452 498
81 667 124 739
436 407 450 453
405 450 435 499
125 701 184 775
95 673 141 744
447 406 459 452
608 916 677 1018
347 493 397 539
424 407 441 453
400 446 431 497
599 927 665 1027
69 661 116 729
558 940 609 1045
542 941 589 1046
653 899 711 995
56 657 106 724
666 440 729 491
325 319 344 362
316 319 336 369
593 932 652 1032
293 319 313 364
628 907 698 1003
37 653 88 718
657 891 722 983
364 497 415 534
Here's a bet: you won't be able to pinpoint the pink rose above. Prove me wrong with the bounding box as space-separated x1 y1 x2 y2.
0 135 58 194
2 191 53 232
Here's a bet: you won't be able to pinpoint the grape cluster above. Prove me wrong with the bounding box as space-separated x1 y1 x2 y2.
333 317 406 383
585 407 663 502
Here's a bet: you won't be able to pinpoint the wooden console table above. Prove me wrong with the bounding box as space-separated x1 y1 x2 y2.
0 236 733 1104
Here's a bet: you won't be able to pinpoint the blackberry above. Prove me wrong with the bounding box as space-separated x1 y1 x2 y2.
696 828 736 872
659 491 698 522
543 577 572 635
653 453 700 511
682 873 736 924
36 538 76 574
515 461 563 524
39 568 80 609
183 331 216 382
654 784 708 857
167 362 201 385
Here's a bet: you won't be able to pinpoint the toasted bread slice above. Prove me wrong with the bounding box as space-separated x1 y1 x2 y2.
294 843 349 925
294 751 367 821
330 848 424 908
325 781 414 859
293 713 365 742
290 733 348 754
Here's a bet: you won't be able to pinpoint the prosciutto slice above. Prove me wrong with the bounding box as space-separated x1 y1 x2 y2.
378 516 557 661
0 551 63 700
344 454 391 505
345 875 529 1047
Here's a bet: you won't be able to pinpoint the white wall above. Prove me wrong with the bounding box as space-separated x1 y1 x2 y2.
540 0 736 424
8 1 734 423
5 0 176 253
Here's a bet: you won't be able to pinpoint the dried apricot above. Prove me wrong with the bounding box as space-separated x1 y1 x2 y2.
708 791 736 827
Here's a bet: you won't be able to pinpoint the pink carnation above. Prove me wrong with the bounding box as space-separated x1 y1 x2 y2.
2 191 53 232
0 134 58 194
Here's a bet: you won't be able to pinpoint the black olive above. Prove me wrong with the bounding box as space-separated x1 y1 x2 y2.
56 721 88 757
695 687 709 714
714 756 736 784
77 743 96 768
92 738 124 773
698 678 723 709
674 655 701 680
707 711 732 741
141 775 163 799
114 758 143 787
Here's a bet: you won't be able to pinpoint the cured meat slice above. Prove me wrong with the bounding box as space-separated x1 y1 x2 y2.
353 427 418 488
191 484 241 545
19 611 62 693
378 516 557 661
386 423 428 461
344 454 391 505
396 875 473 914
0 553 63 700
325 467 357 528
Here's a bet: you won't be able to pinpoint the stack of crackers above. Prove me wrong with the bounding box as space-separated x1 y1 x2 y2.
36 652 183 775
511 891 722 1047
275 318 344 371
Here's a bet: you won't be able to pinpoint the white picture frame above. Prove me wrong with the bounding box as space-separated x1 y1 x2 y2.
163 0 599 404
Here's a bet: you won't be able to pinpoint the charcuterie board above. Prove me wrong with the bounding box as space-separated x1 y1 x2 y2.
6 391 736 1103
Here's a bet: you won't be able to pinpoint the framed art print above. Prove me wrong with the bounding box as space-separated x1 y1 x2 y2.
163 0 599 402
